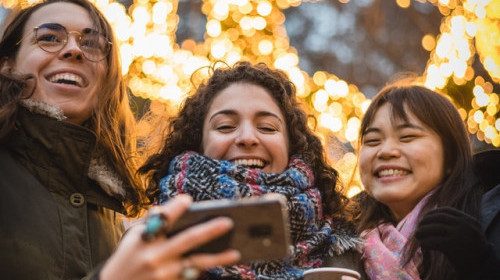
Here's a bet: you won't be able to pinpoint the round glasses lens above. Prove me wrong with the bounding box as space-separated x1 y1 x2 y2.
34 24 110 62
35 25 67 53
81 33 109 61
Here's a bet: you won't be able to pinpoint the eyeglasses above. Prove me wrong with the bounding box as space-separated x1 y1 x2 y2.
18 23 112 62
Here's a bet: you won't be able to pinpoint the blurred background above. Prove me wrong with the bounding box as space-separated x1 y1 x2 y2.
1 0 499 196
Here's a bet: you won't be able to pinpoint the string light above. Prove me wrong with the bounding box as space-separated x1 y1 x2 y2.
2 0 499 193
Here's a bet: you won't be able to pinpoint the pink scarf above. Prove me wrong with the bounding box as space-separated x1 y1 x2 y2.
361 193 433 280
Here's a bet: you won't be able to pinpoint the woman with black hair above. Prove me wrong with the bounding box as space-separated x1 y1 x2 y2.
352 82 499 279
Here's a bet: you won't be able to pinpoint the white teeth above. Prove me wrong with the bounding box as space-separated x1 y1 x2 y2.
233 159 265 168
378 169 409 177
48 73 83 87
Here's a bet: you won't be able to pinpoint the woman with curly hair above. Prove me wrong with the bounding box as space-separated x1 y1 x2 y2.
139 61 364 279
0 1 240 279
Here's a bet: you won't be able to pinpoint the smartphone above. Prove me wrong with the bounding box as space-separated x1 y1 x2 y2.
303 268 361 280
166 195 291 263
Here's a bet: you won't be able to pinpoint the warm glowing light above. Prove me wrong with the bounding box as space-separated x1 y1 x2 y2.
465 22 477 36
257 1 273 16
313 90 329 112
345 117 361 142
475 5 487 19
484 56 500 79
422 34 436 51
474 110 484 123
361 100 371 113
435 33 452 58
131 5 149 22
396 0 411 8
438 0 450 6
4 0 498 200
213 0 229 20
207 19 222 37
347 186 362 198
152 2 169 23
258 39 274 55
274 53 299 70
484 125 496 140
313 71 327 86
142 60 156 75
253 16 267 30
211 41 227 59
238 1 253 14
319 114 342 132
240 16 253 30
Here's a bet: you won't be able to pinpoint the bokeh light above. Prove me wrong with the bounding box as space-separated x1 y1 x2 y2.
2 0 499 195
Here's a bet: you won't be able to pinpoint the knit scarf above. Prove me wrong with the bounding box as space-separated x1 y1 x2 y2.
361 192 433 280
159 151 361 279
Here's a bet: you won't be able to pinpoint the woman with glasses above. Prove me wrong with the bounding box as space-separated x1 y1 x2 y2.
0 0 239 279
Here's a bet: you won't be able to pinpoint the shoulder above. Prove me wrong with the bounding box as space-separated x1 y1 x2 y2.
473 149 500 191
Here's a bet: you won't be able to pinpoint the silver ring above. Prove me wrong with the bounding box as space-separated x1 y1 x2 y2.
180 258 200 280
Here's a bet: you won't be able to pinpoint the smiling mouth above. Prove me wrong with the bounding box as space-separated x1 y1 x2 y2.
232 159 267 169
48 73 84 87
376 169 410 178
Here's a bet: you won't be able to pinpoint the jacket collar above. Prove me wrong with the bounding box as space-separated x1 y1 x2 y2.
7 100 126 212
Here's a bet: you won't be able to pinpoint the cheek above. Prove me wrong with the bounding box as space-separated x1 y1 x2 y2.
277 145 289 167
280 135 289 156
94 63 107 86
358 152 374 190
358 152 371 175
83 63 106 101
202 134 228 159
201 127 212 155
271 136 290 172
13 43 50 73
13 54 35 74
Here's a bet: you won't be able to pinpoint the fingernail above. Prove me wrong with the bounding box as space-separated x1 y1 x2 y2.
215 217 234 228
230 250 241 260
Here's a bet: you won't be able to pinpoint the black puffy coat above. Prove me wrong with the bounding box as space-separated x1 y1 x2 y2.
475 149 500 261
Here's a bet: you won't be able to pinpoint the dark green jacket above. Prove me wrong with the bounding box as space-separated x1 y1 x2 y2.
0 107 125 279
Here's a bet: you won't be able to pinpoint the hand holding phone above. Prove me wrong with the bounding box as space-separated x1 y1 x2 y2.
166 195 291 263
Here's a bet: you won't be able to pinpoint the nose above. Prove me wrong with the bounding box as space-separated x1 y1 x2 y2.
235 124 259 148
60 35 83 61
376 139 401 159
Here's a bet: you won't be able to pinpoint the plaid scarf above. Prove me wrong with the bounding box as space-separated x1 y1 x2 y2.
159 151 361 280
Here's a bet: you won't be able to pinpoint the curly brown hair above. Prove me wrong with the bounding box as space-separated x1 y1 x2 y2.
139 61 347 216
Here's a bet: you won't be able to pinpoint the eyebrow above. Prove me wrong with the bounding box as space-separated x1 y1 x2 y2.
82 28 100 35
38 23 99 34
39 23 65 30
363 123 424 135
208 109 284 123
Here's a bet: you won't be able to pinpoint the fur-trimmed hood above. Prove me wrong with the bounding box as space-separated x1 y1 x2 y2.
19 99 127 199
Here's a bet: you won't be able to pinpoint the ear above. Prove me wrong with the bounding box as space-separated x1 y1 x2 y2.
0 57 13 74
